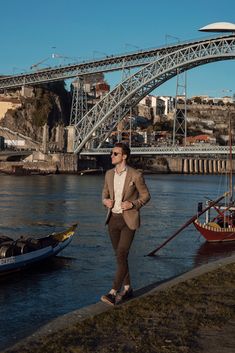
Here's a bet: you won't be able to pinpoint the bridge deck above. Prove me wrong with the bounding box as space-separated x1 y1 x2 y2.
80 145 235 156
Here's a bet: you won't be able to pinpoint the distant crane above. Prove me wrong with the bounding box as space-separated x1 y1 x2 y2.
30 51 77 70
30 57 50 70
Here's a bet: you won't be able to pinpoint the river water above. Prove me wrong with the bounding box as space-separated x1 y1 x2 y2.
0 173 235 350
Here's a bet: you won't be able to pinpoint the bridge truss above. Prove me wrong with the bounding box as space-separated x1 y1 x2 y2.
74 35 235 153
1 34 235 155
0 35 231 90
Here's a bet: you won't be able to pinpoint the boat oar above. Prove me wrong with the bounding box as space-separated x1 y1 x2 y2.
147 193 227 257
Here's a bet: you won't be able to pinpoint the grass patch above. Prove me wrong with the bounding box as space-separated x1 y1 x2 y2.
4 263 235 353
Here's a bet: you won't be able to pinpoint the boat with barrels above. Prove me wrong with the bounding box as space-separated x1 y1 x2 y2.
193 198 235 242
0 224 77 275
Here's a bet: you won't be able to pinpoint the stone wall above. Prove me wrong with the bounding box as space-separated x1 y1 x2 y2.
0 152 79 174
167 157 235 174
130 155 235 174
0 152 234 175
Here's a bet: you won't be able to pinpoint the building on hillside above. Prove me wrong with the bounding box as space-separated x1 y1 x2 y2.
95 82 110 98
190 95 233 105
154 130 172 145
212 96 233 105
185 134 216 145
108 130 145 147
158 96 175 115
71 73 110 99
138 95 174 118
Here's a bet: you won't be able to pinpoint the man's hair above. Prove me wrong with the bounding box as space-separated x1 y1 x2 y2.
114 142 131 159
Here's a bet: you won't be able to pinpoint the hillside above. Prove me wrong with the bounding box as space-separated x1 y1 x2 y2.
186 104 235 144
0 83 234 147
0 82 71 144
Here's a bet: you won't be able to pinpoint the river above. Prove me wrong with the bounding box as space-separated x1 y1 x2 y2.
0 173 234 350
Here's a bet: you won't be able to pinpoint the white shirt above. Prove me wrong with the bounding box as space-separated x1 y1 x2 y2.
112 167 127 214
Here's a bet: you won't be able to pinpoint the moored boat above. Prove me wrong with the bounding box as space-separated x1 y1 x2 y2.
194 216 235 242
193 115 235 243
0 224 77 275
147 116 235 256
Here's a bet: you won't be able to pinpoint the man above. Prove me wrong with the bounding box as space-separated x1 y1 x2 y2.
101 142 151 305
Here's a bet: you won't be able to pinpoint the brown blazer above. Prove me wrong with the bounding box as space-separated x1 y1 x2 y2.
102 166 151 230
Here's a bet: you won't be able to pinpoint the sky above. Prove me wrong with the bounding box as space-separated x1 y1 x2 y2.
0 0 235 98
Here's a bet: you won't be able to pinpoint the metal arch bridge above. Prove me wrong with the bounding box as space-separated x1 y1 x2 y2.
80 145 235 156
74 34 235 154
0 34 226 90
1 34 235 155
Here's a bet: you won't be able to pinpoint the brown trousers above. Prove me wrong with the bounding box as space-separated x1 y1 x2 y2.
108 213 135 291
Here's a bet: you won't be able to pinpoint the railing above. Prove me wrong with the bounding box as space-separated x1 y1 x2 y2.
80 145 235 156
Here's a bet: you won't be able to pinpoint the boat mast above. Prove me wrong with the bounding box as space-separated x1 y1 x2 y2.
229 113 233 202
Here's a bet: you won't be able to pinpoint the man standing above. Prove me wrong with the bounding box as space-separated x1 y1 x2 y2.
101 142 151 305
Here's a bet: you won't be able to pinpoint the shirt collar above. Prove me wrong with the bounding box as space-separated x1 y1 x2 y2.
114 166 127 176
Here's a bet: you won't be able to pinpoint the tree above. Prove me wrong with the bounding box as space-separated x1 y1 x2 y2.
193 96 202 104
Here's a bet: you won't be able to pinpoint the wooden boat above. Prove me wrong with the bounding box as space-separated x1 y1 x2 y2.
0 224 77 275
194 213 235 242
193 116 235 242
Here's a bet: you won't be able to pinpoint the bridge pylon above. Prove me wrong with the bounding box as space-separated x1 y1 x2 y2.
173 70 187 146
69 77 88 126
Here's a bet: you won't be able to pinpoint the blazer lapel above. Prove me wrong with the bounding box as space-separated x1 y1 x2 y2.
122 168 132 200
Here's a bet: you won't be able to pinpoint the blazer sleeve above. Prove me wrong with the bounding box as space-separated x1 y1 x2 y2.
132 171 151 210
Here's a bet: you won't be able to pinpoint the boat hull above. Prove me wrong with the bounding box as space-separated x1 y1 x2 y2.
193 219 235 242
0 224 77 275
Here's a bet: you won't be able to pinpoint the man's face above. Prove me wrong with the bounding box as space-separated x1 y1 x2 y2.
110 147 126 165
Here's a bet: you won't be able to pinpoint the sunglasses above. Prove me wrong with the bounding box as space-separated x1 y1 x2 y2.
110 151 122 156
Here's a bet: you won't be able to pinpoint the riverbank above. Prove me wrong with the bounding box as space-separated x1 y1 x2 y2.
2 255 235 353
1 152 234 175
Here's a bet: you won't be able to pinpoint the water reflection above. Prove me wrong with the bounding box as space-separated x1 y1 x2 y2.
195 241 235 266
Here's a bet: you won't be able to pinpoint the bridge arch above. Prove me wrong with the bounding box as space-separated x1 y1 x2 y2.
74 35 235 153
